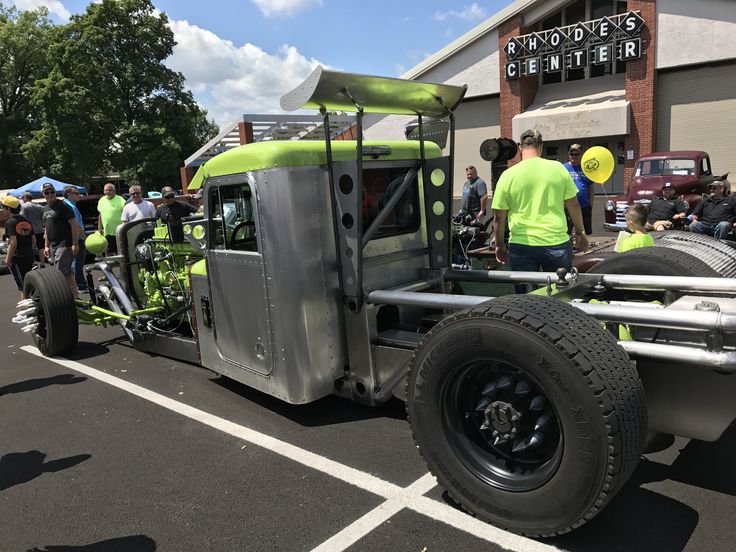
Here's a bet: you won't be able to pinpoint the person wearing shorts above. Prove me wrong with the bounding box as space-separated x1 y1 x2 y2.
3 195 36 299
20 191 45 265
41 182 79 295
97 182 125 254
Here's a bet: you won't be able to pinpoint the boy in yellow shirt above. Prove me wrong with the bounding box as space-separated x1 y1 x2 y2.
620 204 655 252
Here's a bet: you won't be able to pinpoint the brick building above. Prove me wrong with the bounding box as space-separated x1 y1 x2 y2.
364 0 736 199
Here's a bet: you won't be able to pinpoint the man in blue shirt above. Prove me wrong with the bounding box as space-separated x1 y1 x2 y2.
461 165 488 220
63 186 88 291
563 144 595 235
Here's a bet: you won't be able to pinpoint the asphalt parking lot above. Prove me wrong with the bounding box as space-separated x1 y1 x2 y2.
1 269 735 551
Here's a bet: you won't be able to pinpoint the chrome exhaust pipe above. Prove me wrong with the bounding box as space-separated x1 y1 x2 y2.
21 323 39 333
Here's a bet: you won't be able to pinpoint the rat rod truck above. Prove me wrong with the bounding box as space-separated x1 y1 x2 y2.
13 68 736 537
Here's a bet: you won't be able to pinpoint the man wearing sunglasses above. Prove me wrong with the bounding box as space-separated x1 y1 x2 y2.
121 185 156 222
41 182 79 295
563 144 595 236
155 186 196 223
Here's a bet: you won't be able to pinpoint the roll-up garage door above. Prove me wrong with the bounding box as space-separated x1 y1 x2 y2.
452 96 500 201
657 63 736 177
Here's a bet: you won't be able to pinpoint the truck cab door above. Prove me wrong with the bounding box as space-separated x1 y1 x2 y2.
206 181 273 375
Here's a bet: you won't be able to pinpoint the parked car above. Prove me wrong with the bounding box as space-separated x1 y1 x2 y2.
604 151 718 231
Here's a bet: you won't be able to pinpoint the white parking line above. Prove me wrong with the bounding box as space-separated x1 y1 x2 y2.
22 346 558 552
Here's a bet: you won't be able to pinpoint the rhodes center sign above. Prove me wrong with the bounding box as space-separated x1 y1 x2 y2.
504 11 645 80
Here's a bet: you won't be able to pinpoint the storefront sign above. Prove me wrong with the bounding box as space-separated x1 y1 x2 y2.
504 11 645 80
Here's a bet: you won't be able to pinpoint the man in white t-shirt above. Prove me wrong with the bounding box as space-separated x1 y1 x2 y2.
121 185 156 222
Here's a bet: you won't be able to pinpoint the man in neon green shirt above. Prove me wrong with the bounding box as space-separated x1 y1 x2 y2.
97 182 126 254
492 129 588 291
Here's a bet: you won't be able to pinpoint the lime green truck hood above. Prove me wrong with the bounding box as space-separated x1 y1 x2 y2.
188 140 442 190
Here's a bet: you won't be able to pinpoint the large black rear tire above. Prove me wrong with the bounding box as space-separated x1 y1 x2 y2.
406 295 646 537
590 245 719 277
23 268 78 356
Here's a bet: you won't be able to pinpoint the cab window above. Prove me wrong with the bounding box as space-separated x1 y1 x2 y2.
210 184 257 252
362 166 420 240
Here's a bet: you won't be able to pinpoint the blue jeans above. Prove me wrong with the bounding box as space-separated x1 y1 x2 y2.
509 241 573 294
690 220 732 240
72 240 87 290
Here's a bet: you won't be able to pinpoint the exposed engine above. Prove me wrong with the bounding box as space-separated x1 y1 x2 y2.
132 223 204 336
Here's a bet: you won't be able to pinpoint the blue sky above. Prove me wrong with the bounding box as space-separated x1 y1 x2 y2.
10 0 515 125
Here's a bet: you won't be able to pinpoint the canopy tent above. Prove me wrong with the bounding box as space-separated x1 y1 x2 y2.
9 176 86 198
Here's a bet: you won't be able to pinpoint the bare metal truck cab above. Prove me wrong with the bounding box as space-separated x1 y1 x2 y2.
14 68 736 537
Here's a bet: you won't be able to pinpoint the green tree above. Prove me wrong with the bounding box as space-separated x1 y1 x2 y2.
26 0 217 189
0 4 53 188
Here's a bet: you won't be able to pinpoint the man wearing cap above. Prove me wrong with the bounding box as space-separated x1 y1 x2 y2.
97 182 125 254
689 180 736 239
563 144 595 236
646 182 689 231
42 182 79 295
121 185 156 222
20 191 45 265
156 186 196 223
492 129 588 292
3 195 35 300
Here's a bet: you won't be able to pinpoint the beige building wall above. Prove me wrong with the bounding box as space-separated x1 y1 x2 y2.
452 97 501 199
657 0 736 70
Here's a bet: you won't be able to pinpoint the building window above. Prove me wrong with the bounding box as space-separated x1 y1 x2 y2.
534 0 628 84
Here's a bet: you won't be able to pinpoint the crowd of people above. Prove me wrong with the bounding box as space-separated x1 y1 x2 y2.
455 128 733 290
3 182 196 300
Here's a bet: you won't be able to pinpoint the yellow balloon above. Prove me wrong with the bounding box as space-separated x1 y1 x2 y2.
581 146 615 184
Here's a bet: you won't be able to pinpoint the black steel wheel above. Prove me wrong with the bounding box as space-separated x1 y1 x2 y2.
23 268 78 356
406 295 647 537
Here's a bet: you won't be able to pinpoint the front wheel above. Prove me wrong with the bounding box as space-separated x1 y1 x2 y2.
406 295 647 537
23 268 78 356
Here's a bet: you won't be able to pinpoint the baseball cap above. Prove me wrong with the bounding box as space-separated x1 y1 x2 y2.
568 143 583 154
42 182 56 192
161 186 175 198
709 180 724 188
662 182 675 189
1 195 20 209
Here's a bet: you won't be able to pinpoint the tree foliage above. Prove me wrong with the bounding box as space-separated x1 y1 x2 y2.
21 0 218 190
0 5 53 188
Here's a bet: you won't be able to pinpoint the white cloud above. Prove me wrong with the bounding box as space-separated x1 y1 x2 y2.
251 0 322 17
166 19 325 126
434 3 486 22
10 0 71 20
394 63 406 76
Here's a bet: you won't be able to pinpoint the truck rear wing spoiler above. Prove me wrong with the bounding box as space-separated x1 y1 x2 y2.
280 67 466 313
280 66 467 117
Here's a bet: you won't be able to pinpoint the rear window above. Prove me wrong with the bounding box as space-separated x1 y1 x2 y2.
362 166 420 240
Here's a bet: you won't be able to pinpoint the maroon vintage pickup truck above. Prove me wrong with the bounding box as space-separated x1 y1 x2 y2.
604 151 719 231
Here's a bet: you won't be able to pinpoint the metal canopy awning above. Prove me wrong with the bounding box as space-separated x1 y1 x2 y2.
512 75 630 142
184 114 357 168
280 66 467 118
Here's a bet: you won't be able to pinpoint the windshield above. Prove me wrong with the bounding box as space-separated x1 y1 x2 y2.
637 158 696 177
